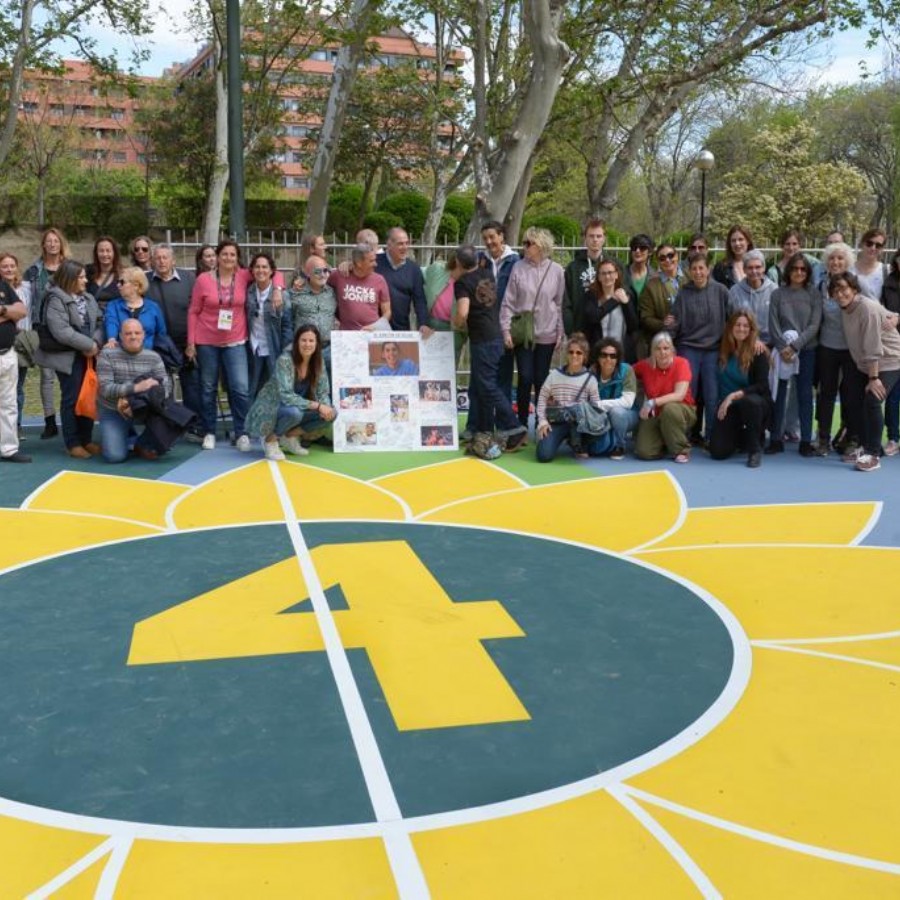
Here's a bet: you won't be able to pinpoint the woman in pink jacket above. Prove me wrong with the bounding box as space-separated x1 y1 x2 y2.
500 227 565 429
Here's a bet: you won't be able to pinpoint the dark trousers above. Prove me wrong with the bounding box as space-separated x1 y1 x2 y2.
860 369 900 455
470 338 520 433
57 355 94 449
709 394 769 459
816 345 864 440
772 348 815 442
514 342 555 428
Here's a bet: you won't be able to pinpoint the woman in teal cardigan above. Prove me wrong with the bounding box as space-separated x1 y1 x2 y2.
246 324 336 460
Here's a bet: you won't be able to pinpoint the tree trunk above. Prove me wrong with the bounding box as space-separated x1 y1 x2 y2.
504 153 536 244
304 0 379 237
420 179 450 265
0 0 36 170
203 38 229 245
466 0 569 241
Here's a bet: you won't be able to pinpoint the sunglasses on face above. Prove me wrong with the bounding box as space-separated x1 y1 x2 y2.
522 239 534 247
657 252 677 261
866 240 885 249
689 244 706 251
117 278 128 286
631 246 650 253
311 266 331 276
598 351 618 359
567 349 585 356
134 246 149 253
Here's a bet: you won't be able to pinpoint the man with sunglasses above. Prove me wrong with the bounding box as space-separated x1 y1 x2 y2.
146 243 202 441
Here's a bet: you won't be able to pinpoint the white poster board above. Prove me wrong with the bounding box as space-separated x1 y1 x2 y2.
331 330 458 452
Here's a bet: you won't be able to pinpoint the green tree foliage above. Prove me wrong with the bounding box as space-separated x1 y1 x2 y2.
522 213 580 244
709 122 867 242
377 191 431 236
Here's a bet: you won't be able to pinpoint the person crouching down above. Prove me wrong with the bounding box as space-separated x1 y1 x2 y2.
246 324 336 460
97 320 169 462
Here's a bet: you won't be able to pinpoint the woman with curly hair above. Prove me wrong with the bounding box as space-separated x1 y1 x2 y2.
709 310 772 468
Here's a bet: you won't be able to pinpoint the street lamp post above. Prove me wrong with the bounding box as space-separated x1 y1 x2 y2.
695 149 715 232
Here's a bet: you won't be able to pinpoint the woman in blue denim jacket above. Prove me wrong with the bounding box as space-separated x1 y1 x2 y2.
245 253 293 398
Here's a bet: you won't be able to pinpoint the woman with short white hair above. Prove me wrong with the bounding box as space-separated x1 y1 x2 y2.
500 227 565 429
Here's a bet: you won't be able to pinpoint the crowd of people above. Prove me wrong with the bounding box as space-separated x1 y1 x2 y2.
0 221 897 473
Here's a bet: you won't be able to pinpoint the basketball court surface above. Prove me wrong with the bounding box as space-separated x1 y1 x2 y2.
1 438 899 898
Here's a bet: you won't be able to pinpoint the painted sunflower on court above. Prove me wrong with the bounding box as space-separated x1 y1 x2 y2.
0 459 898 898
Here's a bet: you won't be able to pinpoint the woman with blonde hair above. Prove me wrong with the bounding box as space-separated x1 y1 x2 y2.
709 310 771 467
500 227 565 428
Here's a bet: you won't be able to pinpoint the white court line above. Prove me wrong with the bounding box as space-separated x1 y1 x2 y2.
606 784 721 899
626 470 688 553
95 835 133 899
0 506 167 532
621 786 900 874
26 838 114 899
163 458 264 530
760 629 900 646
268 461 430 898
753 641 900 673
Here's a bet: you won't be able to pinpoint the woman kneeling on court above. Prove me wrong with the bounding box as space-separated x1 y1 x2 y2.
534 332 602 462
709 310 772 468
633 332 696 463
246 324 336 460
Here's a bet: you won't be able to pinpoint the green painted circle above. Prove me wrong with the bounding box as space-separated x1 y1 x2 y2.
0 521 734 827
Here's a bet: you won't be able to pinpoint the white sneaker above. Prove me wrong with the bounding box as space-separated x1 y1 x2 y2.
280 435 309 456
235 434 251 452
884 440 900 457
263 440 285 461
202 434 216 450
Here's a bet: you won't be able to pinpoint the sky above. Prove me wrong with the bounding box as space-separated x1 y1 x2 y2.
106 1 888 87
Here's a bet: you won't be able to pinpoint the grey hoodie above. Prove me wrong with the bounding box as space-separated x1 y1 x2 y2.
728 277 776 343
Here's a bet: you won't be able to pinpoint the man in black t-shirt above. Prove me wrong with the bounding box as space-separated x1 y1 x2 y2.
0 277 30 462
453 245 527 453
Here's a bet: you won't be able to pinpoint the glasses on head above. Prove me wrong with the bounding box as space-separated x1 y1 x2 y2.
866 240 885 249
599 351 618 359
311 266 330 276
657 251 677 261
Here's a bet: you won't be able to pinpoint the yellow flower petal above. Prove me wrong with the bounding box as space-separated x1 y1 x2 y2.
634 546 900 640
51 852 108 898
169 462 284 529
635 799 900 898
412 790 697 897
646 501 878 550
421 471 683 553
280 463 407 521
0 815 107 897
117 837 396 898
629 646 900 863
23 471 187 529
376 458 523 518
0 509 154 570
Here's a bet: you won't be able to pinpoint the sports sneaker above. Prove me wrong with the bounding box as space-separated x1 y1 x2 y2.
609 446 625 460
185 430 205 445
280 435 309 456
841 445 864 463
815 435 830 457
202 434 216 450
467 432 501 460
235 434 251 452
856 454 881 472
263 440 285 461
884 440 900 457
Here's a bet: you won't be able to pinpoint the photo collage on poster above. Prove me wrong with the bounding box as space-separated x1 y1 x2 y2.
331 331 458 452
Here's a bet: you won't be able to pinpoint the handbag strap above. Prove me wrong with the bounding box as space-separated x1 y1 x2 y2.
572 371 593 403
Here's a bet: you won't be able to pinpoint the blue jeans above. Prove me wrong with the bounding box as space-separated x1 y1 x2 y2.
679 346 719 441
248 347 278 400
536 422 587 462
17 367 26 427
99 406 164 462
466 347 514 434
772 347 815 442
885 376 900 442
607 406 639 449
514 343 555 428
469 339 520 434
274 405 326 437
57 355 94 449
196 343 250 437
